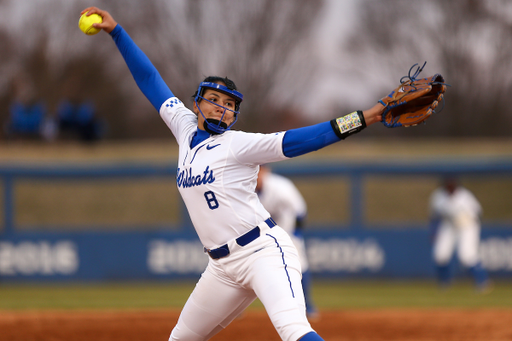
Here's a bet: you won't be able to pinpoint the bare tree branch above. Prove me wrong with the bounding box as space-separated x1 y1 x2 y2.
0 0 325 138
344 0 512 137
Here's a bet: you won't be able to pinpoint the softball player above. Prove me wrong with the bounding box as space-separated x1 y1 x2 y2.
83 7 385 341
256 165 318 319
429 177 491 292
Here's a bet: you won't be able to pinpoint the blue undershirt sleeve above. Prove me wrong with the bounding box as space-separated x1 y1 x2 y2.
282 122 341 158
109 25 173 111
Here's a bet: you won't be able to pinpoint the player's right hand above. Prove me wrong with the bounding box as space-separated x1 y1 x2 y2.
80 7 118 34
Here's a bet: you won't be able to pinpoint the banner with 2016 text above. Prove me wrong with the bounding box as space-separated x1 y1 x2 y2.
1 229 512 281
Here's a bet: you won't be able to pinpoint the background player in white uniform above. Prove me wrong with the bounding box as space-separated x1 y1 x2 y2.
84 6 386 341
256 165 318 319
429 177 491 292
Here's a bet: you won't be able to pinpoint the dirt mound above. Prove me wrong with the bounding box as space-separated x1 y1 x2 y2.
1 308 511 341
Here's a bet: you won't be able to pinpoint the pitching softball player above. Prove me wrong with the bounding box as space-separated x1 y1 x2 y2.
429 177 491 292
83 6 385 341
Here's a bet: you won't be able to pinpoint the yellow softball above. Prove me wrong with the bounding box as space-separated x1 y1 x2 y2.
78 12 103 35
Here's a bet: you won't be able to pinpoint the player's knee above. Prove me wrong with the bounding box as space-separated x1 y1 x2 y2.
459 254 478 268
433 253 451 265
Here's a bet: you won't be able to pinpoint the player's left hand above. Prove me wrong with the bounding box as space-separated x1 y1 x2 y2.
80 7 118 34
380 62 448 128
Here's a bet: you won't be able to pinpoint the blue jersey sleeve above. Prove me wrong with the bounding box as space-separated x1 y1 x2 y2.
110 25 174 111
282 121 340 158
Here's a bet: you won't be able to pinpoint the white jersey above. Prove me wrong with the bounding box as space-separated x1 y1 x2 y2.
258 172 307 236
160 97 289 249
258 172 310 271
429 186 482 230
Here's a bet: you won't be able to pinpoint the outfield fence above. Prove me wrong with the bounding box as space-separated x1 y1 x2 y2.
1 158 512 281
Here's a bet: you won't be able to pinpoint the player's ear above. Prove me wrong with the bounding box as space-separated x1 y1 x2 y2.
192 101 199 114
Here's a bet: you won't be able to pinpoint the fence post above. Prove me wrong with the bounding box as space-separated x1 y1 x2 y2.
350 172 363 229
3 175 14 235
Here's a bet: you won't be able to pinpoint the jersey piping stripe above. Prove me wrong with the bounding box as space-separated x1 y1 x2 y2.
182 150 188 166
266 234 295 298
190 144 206 164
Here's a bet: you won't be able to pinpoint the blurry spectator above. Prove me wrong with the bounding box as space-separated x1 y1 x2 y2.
4 75 47 140
56 99 104 142
429 176 492 293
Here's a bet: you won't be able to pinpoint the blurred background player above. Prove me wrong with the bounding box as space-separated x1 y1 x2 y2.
256 165 318 320
429 176 492 293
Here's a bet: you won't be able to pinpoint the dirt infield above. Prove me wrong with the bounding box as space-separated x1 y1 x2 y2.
1 308 511 341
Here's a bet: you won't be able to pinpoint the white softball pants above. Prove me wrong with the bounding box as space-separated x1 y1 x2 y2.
433 224 481 267
169 225 315 341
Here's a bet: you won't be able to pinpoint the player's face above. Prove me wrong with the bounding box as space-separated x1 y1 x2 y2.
443 178 457 195
195 88 237 130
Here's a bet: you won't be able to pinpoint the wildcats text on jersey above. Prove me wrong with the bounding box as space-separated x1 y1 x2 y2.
177 166 215 188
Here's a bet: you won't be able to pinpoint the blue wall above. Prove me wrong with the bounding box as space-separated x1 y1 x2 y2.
1 159 511 281
1 229 511 281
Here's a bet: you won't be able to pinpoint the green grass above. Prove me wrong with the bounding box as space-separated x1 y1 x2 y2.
0 281 195 310
1 279 511 311
309 280 511 309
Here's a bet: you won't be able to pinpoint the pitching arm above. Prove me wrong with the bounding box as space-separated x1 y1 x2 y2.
109 25 174 111
80 7 173 111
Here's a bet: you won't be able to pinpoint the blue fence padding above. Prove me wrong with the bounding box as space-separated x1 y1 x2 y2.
2 157 512 178
1 158 511 281
1 229 511 281
272 158 512 175
0 164 176 178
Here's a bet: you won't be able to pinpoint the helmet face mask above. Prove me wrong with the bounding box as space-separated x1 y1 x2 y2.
194 81 243 134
